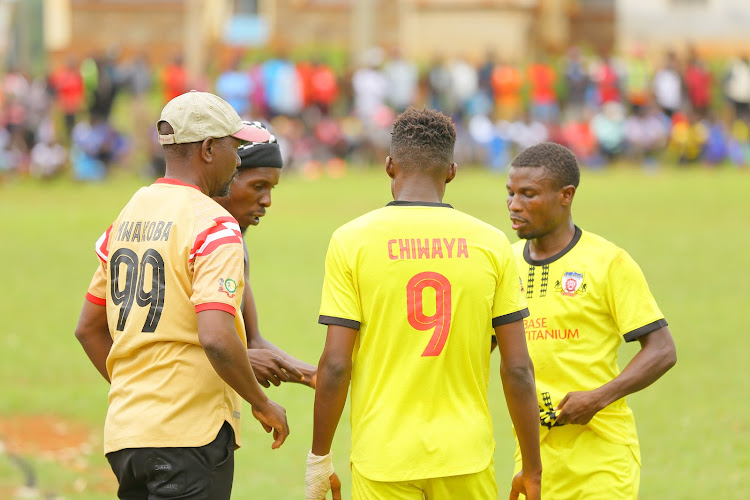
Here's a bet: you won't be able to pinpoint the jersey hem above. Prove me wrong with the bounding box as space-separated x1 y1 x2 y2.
85 293 106 306
104 416 233 455
195 302 236 316
351 451 493 482
622 318 668 342
318 315 361 330
493 308 530 327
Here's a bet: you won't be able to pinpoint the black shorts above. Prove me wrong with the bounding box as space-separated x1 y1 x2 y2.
106 421 235 500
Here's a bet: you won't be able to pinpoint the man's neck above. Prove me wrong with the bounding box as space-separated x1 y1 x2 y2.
393 180 444 204
527 220 576 262
164 167 208 195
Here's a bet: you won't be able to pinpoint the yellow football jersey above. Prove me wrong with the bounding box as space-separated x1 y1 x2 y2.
319 201 528 482
512 227 667 448
86 178 247 454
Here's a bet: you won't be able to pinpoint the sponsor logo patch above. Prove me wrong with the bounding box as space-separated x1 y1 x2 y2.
218 278 237 298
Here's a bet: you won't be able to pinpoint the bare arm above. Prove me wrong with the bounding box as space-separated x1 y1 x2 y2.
496 320 542 500
74 300 112 383
311 324 358 456
243 281 317 387
197 309 289 449
556 326 677 425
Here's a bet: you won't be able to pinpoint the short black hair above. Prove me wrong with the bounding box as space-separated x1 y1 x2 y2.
390 107 455 172
510 142 580 188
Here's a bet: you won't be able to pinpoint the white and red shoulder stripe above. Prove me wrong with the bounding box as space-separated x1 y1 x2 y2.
95 225 113 263
189 216 243 262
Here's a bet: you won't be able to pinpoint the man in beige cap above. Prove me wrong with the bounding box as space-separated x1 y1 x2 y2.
74 91 289 499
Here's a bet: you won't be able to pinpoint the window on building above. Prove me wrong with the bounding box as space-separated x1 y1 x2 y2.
235 0 258 15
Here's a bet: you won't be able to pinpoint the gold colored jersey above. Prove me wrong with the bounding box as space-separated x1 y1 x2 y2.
512 227 667 446
319 201 528 481
86 178 246 454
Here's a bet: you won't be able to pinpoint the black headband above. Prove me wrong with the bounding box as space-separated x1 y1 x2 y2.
237 121 283 169
239 142 283 169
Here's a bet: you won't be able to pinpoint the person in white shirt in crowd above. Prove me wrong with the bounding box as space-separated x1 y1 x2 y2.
383 48 418 114
652 51 684 118
724 52 750 122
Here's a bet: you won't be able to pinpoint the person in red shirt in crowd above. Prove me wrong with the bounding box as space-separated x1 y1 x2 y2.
309 60 339 116
684 46 713 119
561 112 600 167
296 59 315 111
163 55 189 103
492 60 524 121
527 56 558 124
594 49 622 106
50 58 85 140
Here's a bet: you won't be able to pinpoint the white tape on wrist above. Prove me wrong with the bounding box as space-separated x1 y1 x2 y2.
306 450 335 500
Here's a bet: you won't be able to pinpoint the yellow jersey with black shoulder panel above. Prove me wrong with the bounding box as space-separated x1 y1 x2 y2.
319 201 529 482
85 178 246 454
512 226 667 448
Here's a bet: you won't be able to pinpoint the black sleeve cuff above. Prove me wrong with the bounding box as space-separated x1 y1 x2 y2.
623 318 668 342
318 315 361 330
492 308 530 327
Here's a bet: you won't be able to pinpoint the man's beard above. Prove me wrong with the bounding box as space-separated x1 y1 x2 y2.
516 227 537 240
216 180 232 198
215 171 237 197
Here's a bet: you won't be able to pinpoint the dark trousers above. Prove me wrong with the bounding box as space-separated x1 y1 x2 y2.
106 421 234 500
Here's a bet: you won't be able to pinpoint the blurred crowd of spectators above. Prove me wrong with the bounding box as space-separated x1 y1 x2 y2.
3 44 750 181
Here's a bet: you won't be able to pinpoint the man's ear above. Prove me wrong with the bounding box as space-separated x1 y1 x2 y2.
201 137 215 163
560 185 576 207
446 162 457 184
385 156 395 179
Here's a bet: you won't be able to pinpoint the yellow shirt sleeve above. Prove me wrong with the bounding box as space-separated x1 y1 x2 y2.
319 232 361 329
491 234 529 326
85 263 107 306
607 250 667 341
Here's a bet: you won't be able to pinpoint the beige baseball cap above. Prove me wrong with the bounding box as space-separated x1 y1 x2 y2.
157 90 270 145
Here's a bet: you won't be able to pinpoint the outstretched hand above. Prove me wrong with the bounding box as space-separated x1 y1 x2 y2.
248 348 305 387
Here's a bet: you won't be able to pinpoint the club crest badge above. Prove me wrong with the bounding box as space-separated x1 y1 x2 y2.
218 278 237 298
519 276 525 294
555 271 586 297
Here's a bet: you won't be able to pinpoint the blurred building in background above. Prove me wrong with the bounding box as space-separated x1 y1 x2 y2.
43 0 231 84
3 0 749 78
617 0 750 54
33 0 611 74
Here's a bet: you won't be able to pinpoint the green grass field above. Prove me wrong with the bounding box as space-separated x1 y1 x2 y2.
0 165 747 499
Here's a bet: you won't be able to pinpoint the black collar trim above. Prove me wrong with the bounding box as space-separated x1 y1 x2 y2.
386 201 453 208
523 226 583 266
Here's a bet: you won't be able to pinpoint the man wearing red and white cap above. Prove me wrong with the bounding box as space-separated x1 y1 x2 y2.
75 91 289 499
